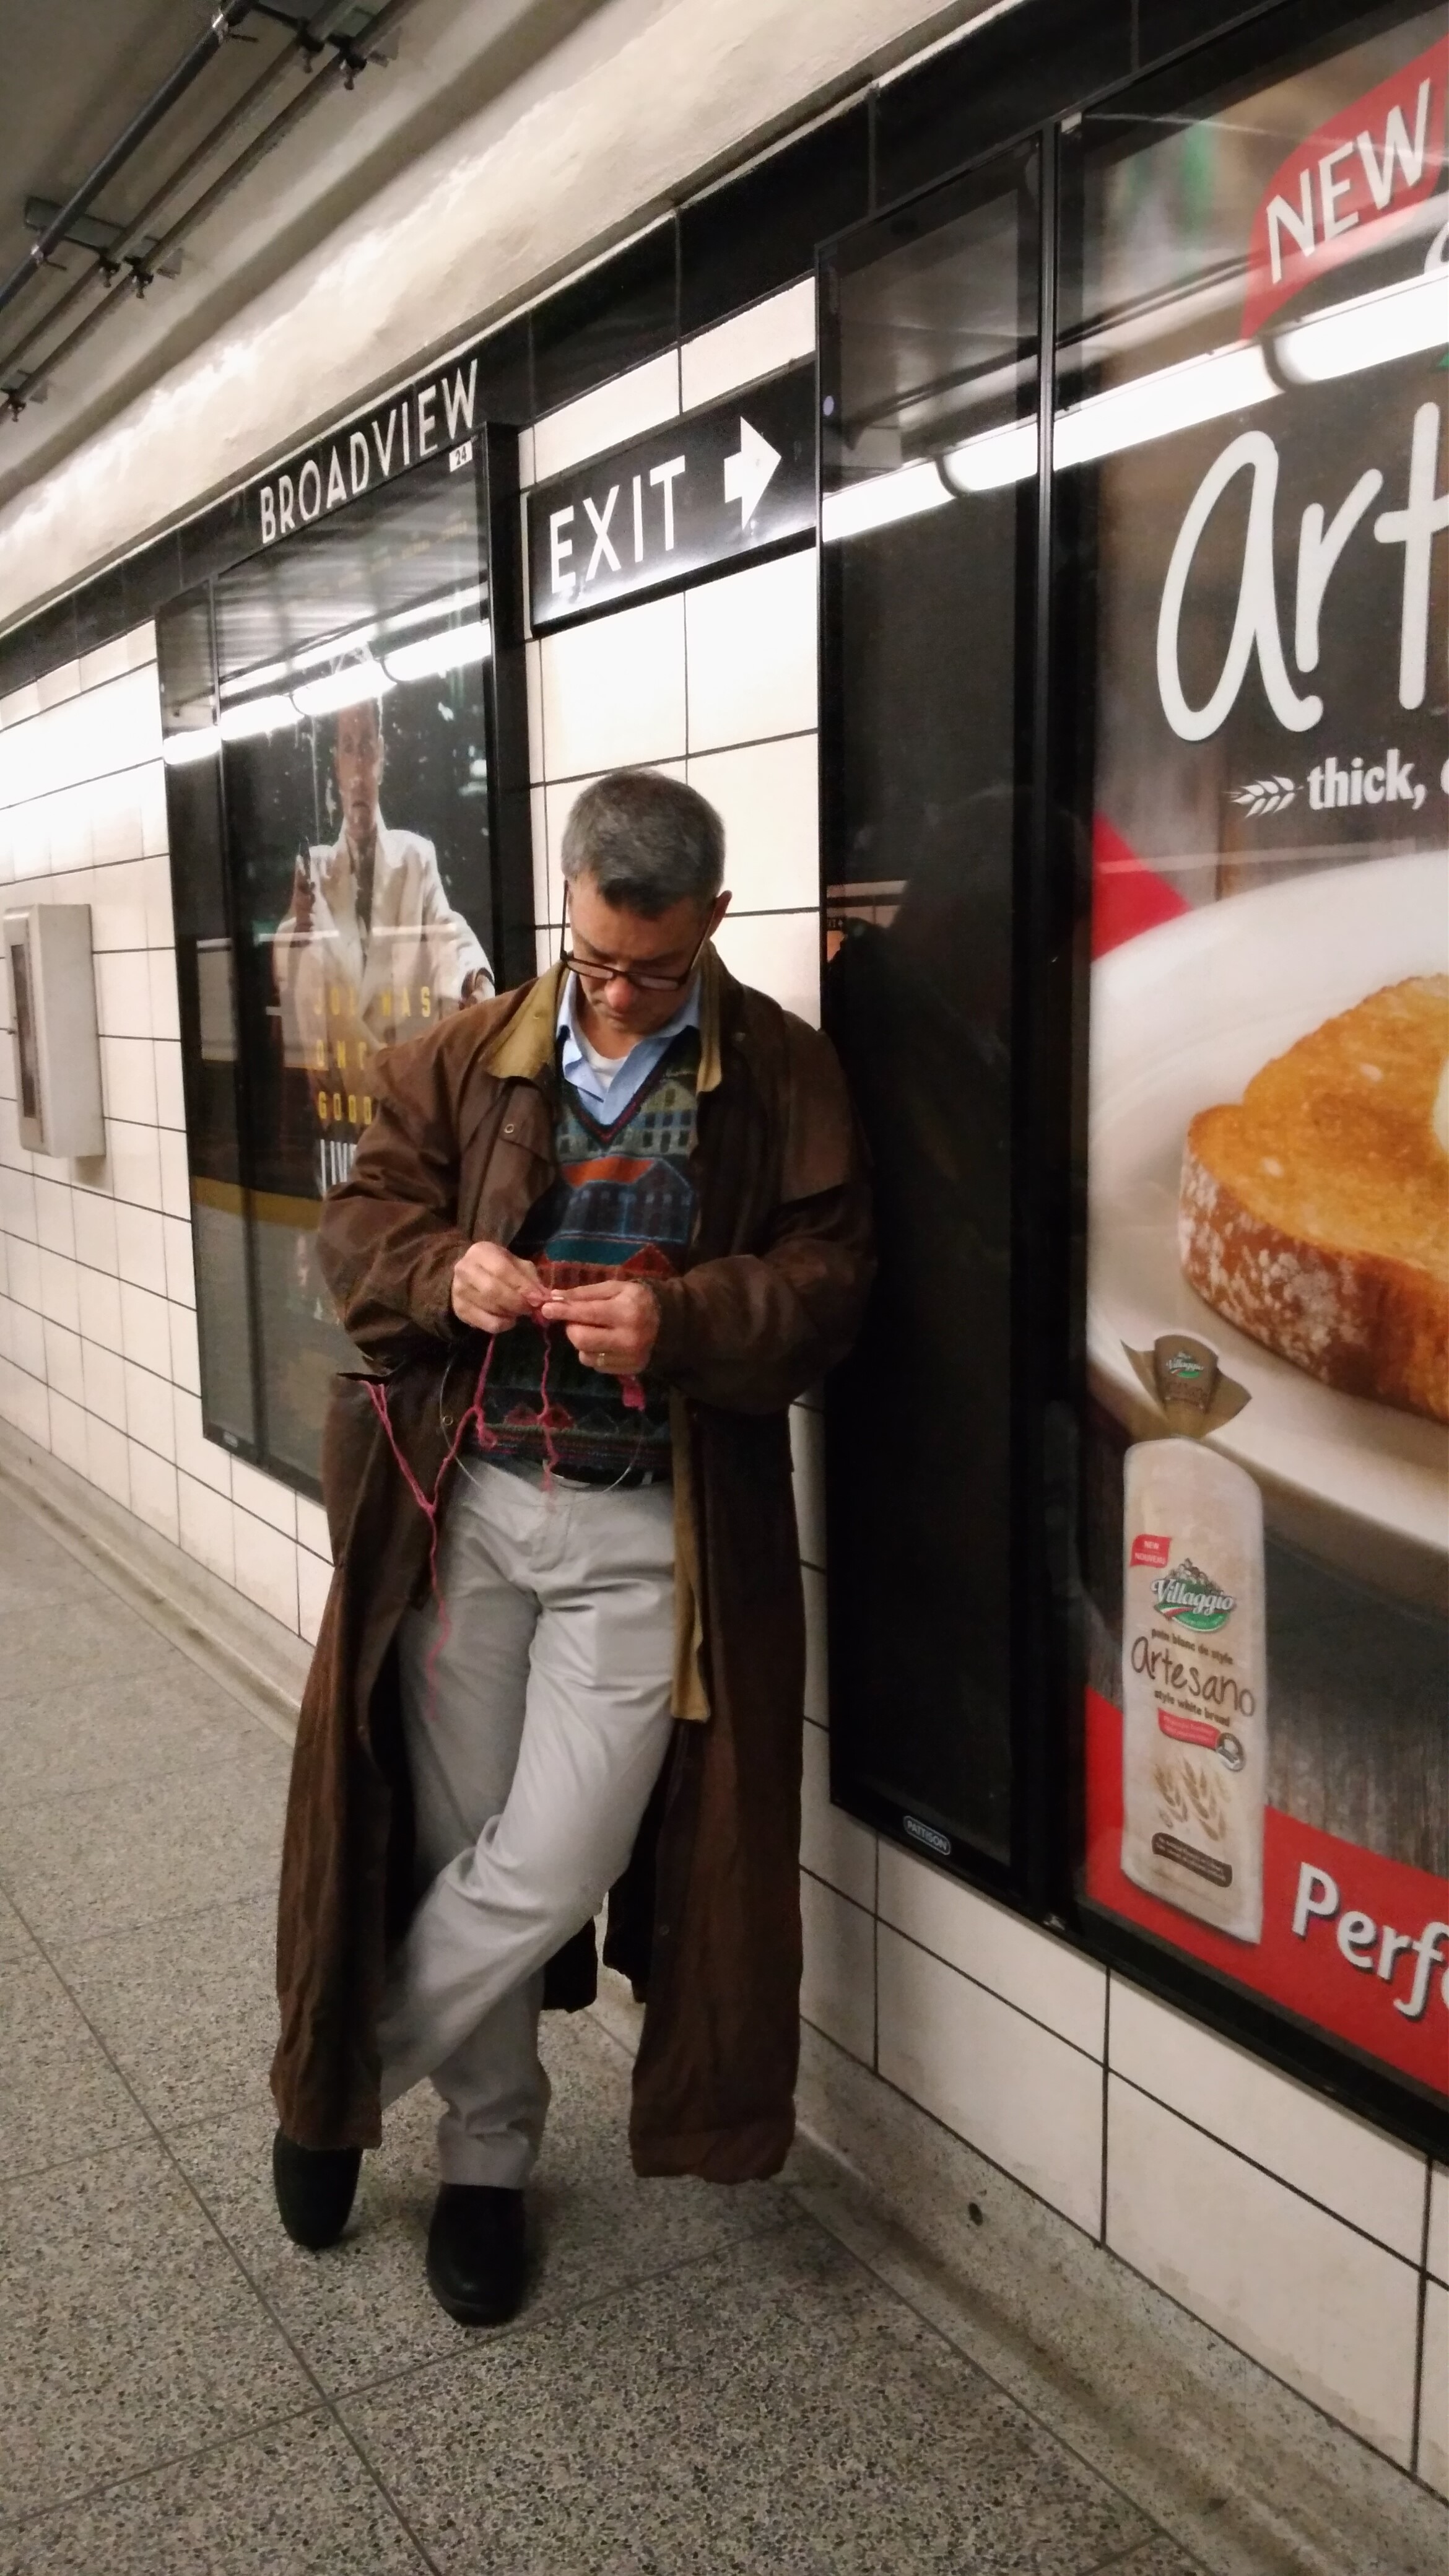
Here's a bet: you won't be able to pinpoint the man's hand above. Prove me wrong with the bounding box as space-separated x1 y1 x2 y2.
540 1278 659 1377
451 1243 545 1334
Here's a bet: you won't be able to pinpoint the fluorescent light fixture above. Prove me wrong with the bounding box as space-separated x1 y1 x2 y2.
933 344 1277 494
1056 342 1276 464
290 622 378 676
820 268 1434 542
1274 267 1449 385
161 726 221 767
218 659 289 701
217 692 297 742
941 419 1036 491
823 340 1279 537
820 461 952 541
381 618 492 683
382 582 486 637
291 659 394 718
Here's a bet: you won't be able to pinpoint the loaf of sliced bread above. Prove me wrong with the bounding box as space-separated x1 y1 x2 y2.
1178 975 1449 1423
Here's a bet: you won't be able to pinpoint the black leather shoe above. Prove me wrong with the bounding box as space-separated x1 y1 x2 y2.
425 2184 526 2326
272 2129 361 2250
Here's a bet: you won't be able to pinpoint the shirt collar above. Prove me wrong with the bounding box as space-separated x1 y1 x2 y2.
556 968 702 1068
336 813 393 872
480 952 724 1095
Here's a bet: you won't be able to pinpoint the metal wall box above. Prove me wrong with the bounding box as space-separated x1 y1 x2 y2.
4 904 105 1159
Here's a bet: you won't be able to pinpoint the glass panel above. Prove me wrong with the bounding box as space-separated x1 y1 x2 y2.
679 105 869 336
872 0 1129 211
820 144 1040 1869
158 588 258 1454
163 450 500 1490
1063 7 1448 2109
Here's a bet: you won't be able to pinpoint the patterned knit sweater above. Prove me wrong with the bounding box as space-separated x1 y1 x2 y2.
477 1030 700 1481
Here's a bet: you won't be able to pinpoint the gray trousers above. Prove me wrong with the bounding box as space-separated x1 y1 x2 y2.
376 1457 677 2187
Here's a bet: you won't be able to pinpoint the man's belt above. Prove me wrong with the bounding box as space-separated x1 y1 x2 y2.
481 1450 669 1493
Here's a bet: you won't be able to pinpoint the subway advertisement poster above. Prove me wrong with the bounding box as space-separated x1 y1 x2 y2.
161 449 497 1486
1074 13 1448 2107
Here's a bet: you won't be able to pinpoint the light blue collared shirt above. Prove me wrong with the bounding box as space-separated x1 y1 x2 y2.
557 971 701 1121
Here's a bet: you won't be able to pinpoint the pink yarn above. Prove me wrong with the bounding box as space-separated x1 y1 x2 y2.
364 1282 653 1713
365 1335 502 1706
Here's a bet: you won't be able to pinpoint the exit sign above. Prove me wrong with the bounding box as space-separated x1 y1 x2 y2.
526 362 815 632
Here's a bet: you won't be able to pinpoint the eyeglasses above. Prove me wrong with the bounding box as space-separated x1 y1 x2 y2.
559 908 711 995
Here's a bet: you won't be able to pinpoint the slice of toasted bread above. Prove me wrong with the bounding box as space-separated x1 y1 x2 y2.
1179 975 1449 1422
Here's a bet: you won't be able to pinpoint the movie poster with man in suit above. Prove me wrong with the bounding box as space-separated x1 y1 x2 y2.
221 640 494 1479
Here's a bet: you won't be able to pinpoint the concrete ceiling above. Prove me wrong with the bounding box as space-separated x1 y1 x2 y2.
0 3 296 286
0 0 606 517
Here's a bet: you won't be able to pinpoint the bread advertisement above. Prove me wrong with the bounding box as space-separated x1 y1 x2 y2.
1071 11 1448 2108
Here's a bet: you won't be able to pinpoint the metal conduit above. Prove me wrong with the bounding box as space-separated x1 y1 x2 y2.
0 0 361 393
0 0 259 330
5 0 425 417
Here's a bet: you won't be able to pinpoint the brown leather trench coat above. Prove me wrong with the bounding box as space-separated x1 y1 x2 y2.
271 950 872 2183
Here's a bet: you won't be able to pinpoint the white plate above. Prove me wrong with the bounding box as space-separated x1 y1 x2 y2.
1088 851 1449 1609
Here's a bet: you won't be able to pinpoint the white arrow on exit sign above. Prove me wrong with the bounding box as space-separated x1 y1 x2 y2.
723 417 781 527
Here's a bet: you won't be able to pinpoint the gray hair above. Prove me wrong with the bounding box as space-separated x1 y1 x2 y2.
560 768 724 918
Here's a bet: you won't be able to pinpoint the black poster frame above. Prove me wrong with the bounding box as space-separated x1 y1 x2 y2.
1055 0 1449 2162
817 132 1077 1920
817 0 1449 2160
159 424 533 1499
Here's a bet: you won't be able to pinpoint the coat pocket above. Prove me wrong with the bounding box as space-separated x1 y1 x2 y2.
321 1371 387 1561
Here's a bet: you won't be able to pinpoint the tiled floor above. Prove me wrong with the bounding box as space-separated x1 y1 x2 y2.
0 1505 1208 2575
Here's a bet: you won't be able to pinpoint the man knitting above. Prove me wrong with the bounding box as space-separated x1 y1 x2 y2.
270 767 872 2326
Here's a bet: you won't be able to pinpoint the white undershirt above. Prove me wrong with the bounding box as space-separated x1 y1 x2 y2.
575 1020 631 1082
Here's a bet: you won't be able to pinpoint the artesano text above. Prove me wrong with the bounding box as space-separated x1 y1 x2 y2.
1157 401 1446 741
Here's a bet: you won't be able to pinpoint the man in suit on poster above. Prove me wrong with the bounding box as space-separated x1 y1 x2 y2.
273 694 492 1115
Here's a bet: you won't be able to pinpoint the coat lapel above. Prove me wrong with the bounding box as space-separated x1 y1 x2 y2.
477 949 728 1089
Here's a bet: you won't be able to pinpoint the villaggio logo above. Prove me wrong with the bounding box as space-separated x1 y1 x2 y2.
1160 1347 1207 1391
1231 747 1439 817
1151 1558 1237 1632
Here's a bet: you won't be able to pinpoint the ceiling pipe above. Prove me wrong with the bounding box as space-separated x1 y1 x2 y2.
4 0 424 418
0 0 258 331
0 0 360 392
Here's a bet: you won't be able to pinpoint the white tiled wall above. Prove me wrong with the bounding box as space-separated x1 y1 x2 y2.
1421 2281 1449 2498
2 279 1442 2497
1429 2162 1449 2287
524 282 823 1031
528 560 821 1006
1107 1979 1424 2261
1420 2165 1449 2497
0 627 333 1647
1106 2076 1422 2462
680 277 814 411
533 348 681 484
